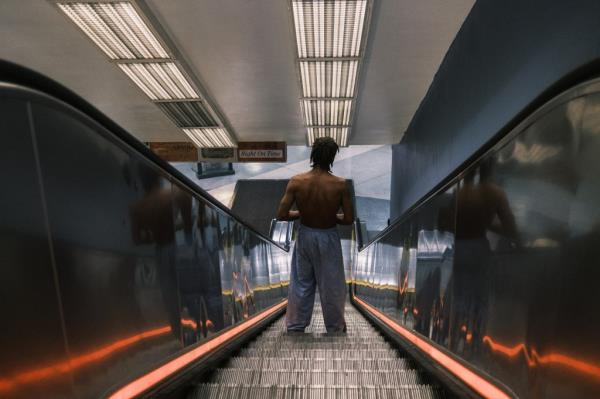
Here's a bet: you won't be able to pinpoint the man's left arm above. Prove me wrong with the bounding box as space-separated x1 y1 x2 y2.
277 179 300 221
336 180 354 225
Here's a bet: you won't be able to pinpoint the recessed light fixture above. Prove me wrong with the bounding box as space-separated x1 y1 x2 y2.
118 63 198 100
292 0 368 58
155 101 217 128
183 128 235 148
58 2 168 60
308 127 349 147
300 60 358 98
56 1 236 148
291 0 371 146
302 99 352 126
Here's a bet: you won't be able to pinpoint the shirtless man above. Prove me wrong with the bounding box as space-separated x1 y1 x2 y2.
277 137 353 333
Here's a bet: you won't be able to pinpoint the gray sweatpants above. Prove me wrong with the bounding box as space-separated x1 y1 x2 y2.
286 224 346 333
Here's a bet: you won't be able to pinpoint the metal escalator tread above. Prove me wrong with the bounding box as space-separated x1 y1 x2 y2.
190 304 446 398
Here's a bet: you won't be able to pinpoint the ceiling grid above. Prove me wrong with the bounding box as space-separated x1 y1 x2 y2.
55 1 235 148
291 0 371 146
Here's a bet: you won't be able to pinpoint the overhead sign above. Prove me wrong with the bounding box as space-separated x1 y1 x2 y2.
199 147 237 162
237 142 287 162
149 142 198 162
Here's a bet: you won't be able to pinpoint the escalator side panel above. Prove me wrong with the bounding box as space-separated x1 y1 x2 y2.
353 79 600 397
0 94 76 398
0 78 289 397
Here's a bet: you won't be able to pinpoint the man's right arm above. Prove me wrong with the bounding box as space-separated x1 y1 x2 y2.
277 178 300 221
336 180 354 225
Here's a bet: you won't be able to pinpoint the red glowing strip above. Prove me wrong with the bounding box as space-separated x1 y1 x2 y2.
108 300 288 399
482 336 600 379
0 326 171 394
353 296 510 399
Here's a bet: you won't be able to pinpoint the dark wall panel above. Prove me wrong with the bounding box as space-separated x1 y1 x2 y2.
391 0 600 220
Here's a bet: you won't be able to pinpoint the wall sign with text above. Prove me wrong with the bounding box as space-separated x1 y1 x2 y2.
237 142 287 162
199 147 237 162
148 142 198 162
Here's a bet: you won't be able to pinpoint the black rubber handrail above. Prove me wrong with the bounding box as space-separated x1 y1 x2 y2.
0 59 288 251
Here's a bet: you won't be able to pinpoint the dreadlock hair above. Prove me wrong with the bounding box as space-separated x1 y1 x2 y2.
310 137 339 172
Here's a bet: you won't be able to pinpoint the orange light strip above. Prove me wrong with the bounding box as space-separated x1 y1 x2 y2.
180 318 198 330
483 336 600 379
353 296 511 399
0 326 171 394
108 300 288 399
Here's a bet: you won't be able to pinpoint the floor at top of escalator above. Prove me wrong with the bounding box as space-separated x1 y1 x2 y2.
188 302 448 398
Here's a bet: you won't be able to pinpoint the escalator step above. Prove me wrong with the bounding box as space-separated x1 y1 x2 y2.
246 341 391 349
208 369 428 385
192 383 447 399
188 301 447 398
240 348 400 358
254 334 387 345
224 357 415 371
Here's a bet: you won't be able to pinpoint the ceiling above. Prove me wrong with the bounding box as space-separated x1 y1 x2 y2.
0 0 473 146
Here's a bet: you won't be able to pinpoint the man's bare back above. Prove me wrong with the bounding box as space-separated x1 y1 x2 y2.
277 168 353 229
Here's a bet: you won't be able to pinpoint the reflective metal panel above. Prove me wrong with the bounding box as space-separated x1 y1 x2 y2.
0 95 74 398
355 79 600 398
1 79 289 397
32 101 184 397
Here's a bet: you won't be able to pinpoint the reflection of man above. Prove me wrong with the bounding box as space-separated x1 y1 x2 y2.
455 163 517 241
277 137 354 333
194 206 225 336
451 161 517 355
129 170 191 345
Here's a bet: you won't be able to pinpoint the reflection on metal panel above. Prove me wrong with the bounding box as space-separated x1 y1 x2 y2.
0 80 289 397
353 79 600 398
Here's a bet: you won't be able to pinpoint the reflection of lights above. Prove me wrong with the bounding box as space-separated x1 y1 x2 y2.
0 325 171 394
525 238 560 248
354 297 511 399
483 336 600 379
180 318 197 330
108 300 287 399
417 230 454 258
460 325 467 333
466 333 473 344
511 141 561 164
398 273 409 295
407 248 417 289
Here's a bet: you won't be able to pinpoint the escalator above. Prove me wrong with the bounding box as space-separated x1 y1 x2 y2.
0 59 498 399
190 302 446 398
5 60 600 399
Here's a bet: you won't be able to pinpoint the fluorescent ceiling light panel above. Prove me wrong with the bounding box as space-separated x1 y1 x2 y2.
302 99 352 126
308 127 348 147
183 128 235 148
119 63 198 100
292 0 367 58
58 2 169 60
156 101 217 128
300 60 358 97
